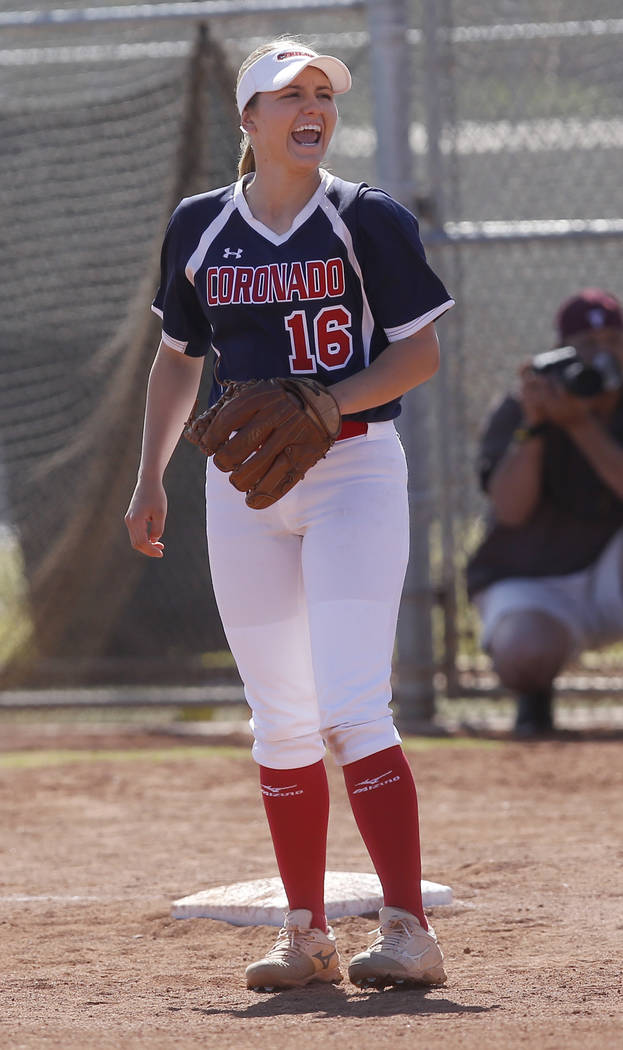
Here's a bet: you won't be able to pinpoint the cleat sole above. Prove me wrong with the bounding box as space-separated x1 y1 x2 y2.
349 967 447 990
248 971 343 992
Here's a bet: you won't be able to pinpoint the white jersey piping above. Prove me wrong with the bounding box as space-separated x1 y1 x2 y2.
385 299 455 342
232 169 332 246
184 196 237 285
318 183 375 368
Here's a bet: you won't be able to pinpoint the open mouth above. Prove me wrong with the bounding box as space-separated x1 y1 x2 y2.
291 123 322 146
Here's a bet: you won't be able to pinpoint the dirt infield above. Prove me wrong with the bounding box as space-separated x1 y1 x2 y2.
1 722 622 1050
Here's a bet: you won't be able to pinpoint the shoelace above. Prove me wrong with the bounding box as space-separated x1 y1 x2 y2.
264 927 313 962
368 918 415 952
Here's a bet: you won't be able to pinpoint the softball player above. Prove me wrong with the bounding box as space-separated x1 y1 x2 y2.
125 38 454 991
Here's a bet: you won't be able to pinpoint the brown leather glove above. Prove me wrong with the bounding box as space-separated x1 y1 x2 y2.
183 377 342 509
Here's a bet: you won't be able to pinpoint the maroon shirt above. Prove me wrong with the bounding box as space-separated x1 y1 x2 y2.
466 393 623 598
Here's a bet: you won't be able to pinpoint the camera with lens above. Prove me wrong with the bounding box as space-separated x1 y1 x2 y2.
531 345 622 398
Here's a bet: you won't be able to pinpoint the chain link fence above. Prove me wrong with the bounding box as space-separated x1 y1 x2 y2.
425 2 623 704
1 1 622 723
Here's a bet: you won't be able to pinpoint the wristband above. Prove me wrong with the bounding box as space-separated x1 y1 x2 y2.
513 422 549 444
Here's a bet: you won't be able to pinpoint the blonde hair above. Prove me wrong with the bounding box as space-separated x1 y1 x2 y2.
236 37 308 179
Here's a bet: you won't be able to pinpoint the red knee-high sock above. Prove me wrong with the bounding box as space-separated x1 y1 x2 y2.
259 759 329 932
343 745 427 929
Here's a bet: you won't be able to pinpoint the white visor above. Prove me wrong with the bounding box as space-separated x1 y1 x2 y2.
236 46 352 115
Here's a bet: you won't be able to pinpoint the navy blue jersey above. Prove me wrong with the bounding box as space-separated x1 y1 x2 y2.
152 170 454 421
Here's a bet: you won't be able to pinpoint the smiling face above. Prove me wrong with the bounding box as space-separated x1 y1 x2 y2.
241 65 338 175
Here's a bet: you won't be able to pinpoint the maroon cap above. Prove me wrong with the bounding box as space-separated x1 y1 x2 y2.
556 287 623 341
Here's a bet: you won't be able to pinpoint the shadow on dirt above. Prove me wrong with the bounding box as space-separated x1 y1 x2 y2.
192 984 499 1019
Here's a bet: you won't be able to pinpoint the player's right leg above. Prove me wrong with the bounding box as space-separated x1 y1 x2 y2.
206 461 335 988
206 457 324 767
245 909 342 991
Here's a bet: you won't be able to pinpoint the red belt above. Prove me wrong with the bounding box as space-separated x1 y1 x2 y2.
336 420 368 441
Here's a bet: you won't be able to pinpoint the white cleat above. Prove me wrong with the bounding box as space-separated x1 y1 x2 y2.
348 906 447 989
246 909 343 992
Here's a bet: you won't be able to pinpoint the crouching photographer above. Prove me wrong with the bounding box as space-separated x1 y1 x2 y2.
467 288 623 736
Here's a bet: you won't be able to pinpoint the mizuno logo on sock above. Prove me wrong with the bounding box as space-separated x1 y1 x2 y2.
261 783 304 797
352 771 400 794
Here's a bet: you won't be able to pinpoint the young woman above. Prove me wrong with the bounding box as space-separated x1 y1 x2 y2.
125 39 454 992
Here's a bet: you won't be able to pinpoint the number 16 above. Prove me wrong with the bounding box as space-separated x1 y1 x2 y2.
285 306 353 373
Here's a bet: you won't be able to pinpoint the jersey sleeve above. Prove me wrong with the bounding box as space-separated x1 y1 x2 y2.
151 203 213 358
356 187 454 341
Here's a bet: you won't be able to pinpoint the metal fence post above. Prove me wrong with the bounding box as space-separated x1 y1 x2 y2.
366 0 437 728
421 0 461 697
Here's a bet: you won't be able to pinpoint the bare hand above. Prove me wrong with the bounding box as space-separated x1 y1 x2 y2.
537 383 593 429
124 478 167 558
518 362 592 429
517 362 550 424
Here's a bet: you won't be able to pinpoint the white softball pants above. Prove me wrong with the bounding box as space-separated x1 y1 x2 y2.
205 421 409 769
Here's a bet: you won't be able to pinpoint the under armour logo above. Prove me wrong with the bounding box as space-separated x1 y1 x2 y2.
223 247 243 259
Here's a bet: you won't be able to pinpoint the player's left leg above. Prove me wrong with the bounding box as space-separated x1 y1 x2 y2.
342 746 426 924
299 422 409 766
298 423 444 984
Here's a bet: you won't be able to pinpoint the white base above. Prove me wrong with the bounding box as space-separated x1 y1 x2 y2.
172 870 453 926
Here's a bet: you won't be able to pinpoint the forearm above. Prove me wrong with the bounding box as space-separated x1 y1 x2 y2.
487 436 545 525
330 324 440 415
564 415 623 500
138 342 204 481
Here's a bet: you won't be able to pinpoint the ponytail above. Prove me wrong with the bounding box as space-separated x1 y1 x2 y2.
238 138 256 179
